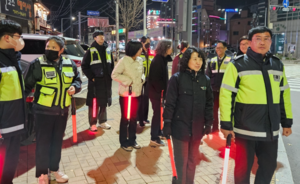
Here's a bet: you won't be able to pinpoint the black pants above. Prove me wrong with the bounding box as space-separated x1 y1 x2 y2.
119 96 139 147
150 97 162 141
235 137 278 184
172 137 201 184
0 135 20 184
212 91 219 132
138 82 149 125
35 113 68 178
88 105 107 126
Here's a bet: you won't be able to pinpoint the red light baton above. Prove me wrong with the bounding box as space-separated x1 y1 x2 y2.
93 86 97 118
221 134 232 184
127 86 132 120
160 90 164 130
71 97 77 143
167 138 177 180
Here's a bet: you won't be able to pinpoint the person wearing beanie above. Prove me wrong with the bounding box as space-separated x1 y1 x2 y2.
82 30 114 131
172 41 189 75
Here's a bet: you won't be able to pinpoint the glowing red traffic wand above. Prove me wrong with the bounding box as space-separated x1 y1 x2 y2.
71 97 77 143
160 90 164 130
127 86 132 120
221 134 232 184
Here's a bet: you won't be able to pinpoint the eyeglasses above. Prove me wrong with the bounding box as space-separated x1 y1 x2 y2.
253 37 271 43
10 34 23 39
216 47 224 50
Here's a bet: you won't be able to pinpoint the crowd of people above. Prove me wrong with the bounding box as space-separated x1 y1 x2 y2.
0 18 294 184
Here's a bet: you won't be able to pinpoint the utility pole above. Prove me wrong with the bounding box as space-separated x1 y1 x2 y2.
171 0 174 49
186 0 192 44
144 0 147 36
175 0 179 54
70 0 73 38
78 12 81 43
116 0 119 61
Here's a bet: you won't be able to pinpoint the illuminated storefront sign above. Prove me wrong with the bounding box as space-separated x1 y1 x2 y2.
1 0 33 20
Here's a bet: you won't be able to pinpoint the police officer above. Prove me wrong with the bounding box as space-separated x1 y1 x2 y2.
25 36 81 183
171 40 189 75
220 26 293 184
138 36 152 126
0 19 26 184
205 41 231 133
82 30 114 132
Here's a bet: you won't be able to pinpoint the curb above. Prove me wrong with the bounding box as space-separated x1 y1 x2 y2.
275 131 294 184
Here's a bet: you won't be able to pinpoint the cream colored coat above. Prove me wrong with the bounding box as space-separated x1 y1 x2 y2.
111 56 145 97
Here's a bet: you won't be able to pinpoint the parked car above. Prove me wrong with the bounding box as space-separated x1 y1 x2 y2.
20 34 88 99
80 43 90 52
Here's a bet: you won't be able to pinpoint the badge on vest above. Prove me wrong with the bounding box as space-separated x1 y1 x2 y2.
45 71 56 78
224 61 229 64
201 86 207 90
273 75 280 82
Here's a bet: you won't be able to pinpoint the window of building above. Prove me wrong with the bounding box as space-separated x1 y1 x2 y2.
238 22 240 24
233 31 239 35
248 21 251 25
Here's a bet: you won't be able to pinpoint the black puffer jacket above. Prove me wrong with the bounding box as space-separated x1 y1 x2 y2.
163 70 214 141
82 41 114 107
148 54 172 100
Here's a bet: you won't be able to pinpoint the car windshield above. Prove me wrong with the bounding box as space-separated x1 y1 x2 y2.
64 40 85 57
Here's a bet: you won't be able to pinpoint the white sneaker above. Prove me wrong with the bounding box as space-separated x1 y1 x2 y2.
38 174 49 184
98 122 111 130
50 171 69 183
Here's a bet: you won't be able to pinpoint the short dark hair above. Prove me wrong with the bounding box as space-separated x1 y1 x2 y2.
216 41 228 48
155 39 172 56
0 19 22 39
239 35 248 44
180 41 189 51
46 36 65 50
125 40 143 57
93 30 104 38
179 46 206 72
248 26 273 41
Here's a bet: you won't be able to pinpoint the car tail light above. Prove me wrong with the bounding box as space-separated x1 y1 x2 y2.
73 60 82 67
26 89 35 103
149 50 156 56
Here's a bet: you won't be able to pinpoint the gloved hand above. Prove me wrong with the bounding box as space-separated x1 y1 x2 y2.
163 122 172 139
202 125 212 135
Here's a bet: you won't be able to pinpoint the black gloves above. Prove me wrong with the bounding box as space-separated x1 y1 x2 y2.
163 122 172 139
202 125 212 135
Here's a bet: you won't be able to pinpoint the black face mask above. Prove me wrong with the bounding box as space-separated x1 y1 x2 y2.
45 50 59 61
145 43 150 49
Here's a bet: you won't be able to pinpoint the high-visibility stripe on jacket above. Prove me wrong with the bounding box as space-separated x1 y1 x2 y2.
36 56 75 109
206 55 231 91
220 54 293 141
140 53 154 78
89 47 112 65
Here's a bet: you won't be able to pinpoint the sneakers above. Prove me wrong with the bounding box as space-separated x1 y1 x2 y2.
121 145 133 152
50 171 69 183
99 122 111 130
150 139 165 147
89 125 98 132
133 142 141 149
38 174 48 184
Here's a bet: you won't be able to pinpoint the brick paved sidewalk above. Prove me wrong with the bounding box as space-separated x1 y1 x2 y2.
12 96 278 184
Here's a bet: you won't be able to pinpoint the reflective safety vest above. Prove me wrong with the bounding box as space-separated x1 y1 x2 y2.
140 54 154 78
36 56 75 108
0 66 23 102
210 55 231 74
89 47 112 65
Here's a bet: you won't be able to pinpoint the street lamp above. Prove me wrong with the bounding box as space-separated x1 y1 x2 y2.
61 16 76 34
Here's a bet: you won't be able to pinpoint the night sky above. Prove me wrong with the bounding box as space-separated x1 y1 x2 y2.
41 0 259 30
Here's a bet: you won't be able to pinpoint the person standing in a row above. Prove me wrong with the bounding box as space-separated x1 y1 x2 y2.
163 47 213 184
138 36 153 127
112 41 144 151
25 36 82 182
82 30 114 132
148 39 173 146
236 35 249 56
172 41 189 75
220 26 293 184
205 41 231 133
0 19 26 184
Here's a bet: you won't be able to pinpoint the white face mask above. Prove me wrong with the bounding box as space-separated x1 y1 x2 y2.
10 37 25 51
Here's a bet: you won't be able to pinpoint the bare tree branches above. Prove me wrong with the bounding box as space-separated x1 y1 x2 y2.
108 0 144 43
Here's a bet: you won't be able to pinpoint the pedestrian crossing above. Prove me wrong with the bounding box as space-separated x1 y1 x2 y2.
288 78 300 92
